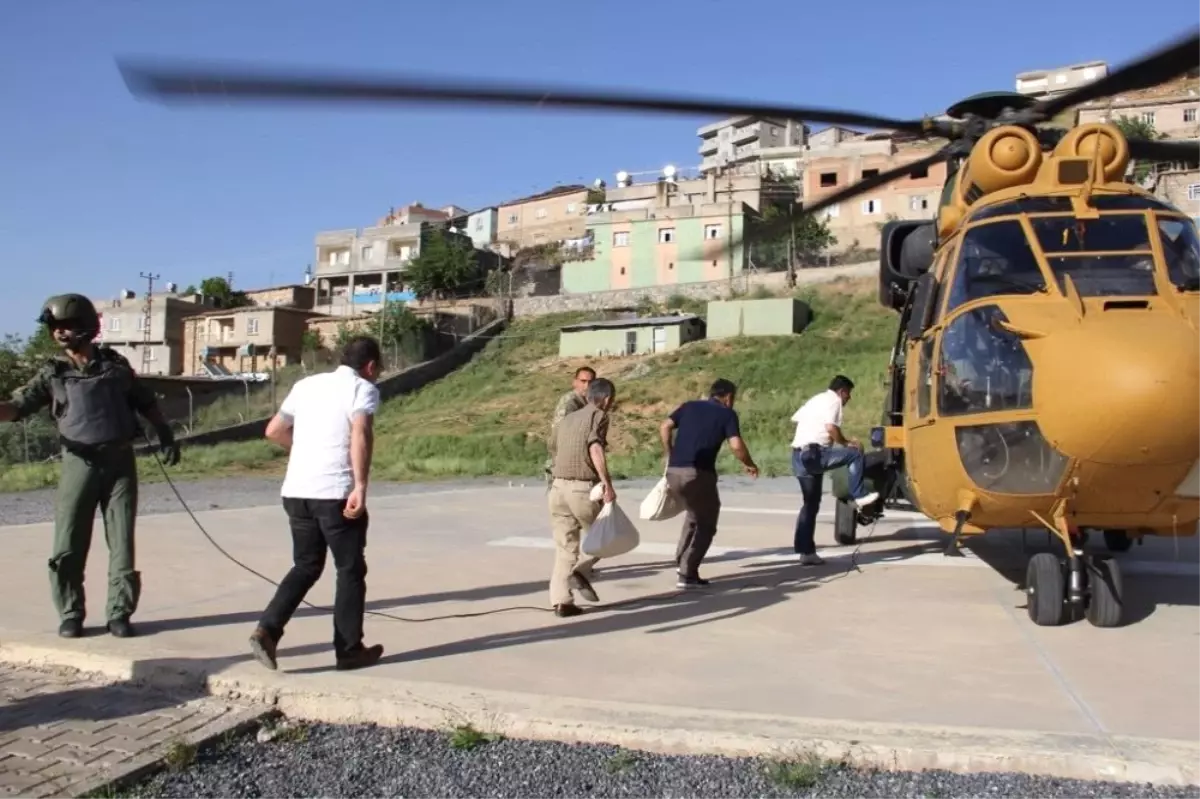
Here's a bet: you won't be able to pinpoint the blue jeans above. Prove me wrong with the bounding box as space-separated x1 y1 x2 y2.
791 446 867 555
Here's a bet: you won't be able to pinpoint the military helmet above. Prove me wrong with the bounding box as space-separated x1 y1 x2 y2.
38 293 101 332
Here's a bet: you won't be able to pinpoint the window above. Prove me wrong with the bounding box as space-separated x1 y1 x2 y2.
819 172 837 187
614 231 630 247
1140 111 1156 126
508 213 518 225
909 164 929 179
917 337 935 418
704 224 722 240
247 318 260 336
536 208 547 219
1158 217 1200 291
566 204 577 214
862 168 880 180
770 125 780 136
861 199 881 215
1030 213 1157 297
954 421 1069 495
361 245 374 261
938 304 1034 418
109 317 120 332
946 220 1047 315
1188 183 1200 201
1185 108 1197 123
473 217 483 231
825 204 840 219
658 227 675 243
136 316 146 331
909 195 929 212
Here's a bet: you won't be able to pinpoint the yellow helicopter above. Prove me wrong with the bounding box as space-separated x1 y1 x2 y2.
116 29 1200 629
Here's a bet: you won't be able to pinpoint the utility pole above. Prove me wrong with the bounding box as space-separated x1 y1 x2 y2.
786 201 797 289
138 271 160 375
726 168 734 290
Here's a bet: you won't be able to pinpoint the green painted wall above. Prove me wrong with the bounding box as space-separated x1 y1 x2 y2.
675 218 705 284
558 319 704 357
563 229 613 293
706 298 812 339
630 225 658 288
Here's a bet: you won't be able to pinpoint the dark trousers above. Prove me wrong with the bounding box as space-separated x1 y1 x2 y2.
793 448 824 555
259 497 369 658
666 467 721 578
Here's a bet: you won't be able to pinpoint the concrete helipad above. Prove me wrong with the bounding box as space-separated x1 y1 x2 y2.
0 481 1197 786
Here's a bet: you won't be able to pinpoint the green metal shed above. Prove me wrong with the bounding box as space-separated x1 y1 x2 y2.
558 314 706 358
705 297 813 339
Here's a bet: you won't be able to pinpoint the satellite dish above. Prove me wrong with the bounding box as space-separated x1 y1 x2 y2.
616 170 630 187
593 178 606 188
303 273 314 286
166 282 178 293
663 164 677 180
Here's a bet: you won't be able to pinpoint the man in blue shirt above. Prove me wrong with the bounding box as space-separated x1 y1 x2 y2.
659 378 758 589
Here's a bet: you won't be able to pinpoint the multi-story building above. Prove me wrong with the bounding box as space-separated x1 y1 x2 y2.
495 184 590 252
242 284 316 310
93 290 214 375
1075 74 1200 140
310 222 478 316
1015 61 1109 99
375 202 452 227
180 305 325 376
697 116 807 175
562 187 749 294
799 133 949 252
599 168 788 214
1149 167 1200 225
446 206 498 249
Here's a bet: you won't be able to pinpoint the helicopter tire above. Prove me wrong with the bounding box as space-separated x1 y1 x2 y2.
1084 555 1124 628
1103 529 1133 553
833 498 858 546
1025 552 1066 626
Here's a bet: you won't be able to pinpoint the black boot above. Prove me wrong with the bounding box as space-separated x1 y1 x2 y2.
58 619 83 639
106 618 136 638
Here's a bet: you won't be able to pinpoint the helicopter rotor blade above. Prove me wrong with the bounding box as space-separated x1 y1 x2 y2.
1029 28 1200 122
116 58 940 136
691 146 954 262
1125 137 1200 165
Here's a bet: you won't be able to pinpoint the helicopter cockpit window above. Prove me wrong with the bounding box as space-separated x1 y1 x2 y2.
945 221 1047 316
938 304 1033 418
1030 214 1157 297
1157 218 1200 292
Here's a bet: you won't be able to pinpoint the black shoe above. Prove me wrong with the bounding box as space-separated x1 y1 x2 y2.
335 644 384 672
676 576 710 589
568 570 599 603
58 619 83 639
554 603 583 618
106 618 136 638
249 627 279 671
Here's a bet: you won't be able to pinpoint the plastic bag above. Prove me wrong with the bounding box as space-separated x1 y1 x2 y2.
581 485 641 558
639 475 686 521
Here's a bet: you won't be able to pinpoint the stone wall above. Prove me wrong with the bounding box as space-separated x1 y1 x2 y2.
510 261 875 317
148 317 508 452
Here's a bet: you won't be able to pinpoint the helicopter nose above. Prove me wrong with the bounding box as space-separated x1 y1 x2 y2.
1033 312 1200 466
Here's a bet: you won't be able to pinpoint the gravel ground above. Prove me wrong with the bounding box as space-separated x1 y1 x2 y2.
124 721 1200 799
0 475 805 527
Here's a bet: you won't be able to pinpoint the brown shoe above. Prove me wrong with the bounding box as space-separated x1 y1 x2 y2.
249 627 278 671
554 603 583 618
335 644 384 671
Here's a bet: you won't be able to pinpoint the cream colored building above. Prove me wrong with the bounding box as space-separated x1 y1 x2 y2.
93 291 214 375
1075 75 1199 139
495 184 591 252
181 305 326 376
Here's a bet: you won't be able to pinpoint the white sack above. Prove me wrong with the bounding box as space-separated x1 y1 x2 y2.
639 475 686 521
582 486 641 559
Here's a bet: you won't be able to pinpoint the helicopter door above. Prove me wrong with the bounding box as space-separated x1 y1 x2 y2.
902 325 947 513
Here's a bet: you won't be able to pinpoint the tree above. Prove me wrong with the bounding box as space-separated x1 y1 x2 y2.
404 230 478 301
748 203 837 270
1112 116 1169 183
194 276 252 309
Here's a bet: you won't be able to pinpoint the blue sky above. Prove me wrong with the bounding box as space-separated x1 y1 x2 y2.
1 0 1196 337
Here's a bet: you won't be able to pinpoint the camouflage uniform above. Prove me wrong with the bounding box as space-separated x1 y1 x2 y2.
544 389 586 487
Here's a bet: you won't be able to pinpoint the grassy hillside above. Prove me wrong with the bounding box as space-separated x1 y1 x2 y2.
0 276 898 492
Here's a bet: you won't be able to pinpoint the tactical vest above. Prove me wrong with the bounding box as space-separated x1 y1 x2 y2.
48 352 139 448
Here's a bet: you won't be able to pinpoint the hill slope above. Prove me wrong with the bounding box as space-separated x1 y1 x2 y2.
0 276 898 491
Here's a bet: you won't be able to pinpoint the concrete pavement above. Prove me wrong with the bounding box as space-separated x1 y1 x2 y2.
0 481 1197 786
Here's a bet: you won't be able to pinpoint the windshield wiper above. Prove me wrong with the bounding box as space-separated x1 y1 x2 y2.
975 275 1048 294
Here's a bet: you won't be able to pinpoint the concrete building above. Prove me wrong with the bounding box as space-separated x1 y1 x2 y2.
462 207 498 249
1149 168 1200 225
375 202 452 227
495 184 591 252
558 314 705 358
697 116 808 174
181 305 325 376
1075 75 1200 140
800 134 949 252
599 168 787 215
1015 61 1109 98
242 284 316 310
706 297 813 339
562 198 750 294
310 222 477 316
93 290 214 375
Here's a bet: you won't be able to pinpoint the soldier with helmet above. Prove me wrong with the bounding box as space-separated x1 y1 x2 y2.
0 293 182 639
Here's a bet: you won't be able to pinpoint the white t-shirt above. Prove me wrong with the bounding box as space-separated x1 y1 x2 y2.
278 365 381 500
790 389 844 449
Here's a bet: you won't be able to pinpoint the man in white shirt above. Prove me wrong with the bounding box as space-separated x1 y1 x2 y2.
248 336 385 672
789 375 879 565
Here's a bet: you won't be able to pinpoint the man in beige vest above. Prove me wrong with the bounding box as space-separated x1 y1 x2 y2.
545 366 596 487
546 377 617 617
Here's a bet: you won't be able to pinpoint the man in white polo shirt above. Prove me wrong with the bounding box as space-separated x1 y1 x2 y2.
248 335 385 672
789 375 879 565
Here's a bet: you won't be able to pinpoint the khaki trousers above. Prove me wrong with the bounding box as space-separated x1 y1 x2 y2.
547 478 602 606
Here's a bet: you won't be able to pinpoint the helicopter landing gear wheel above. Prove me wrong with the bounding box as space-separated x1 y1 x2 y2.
1025 552 1066 626
1084 555 1124 628
1103 529 1133 553
833 498 857 546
